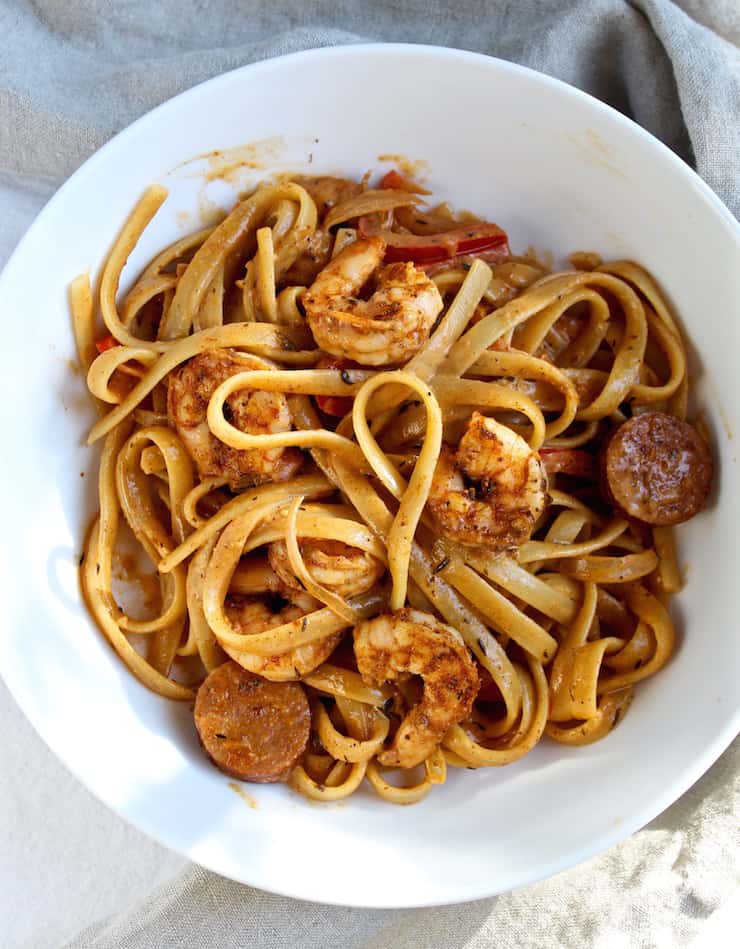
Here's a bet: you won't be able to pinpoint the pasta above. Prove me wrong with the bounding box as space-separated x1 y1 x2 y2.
72 170 713 804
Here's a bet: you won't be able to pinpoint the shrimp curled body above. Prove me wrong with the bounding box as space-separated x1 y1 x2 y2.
168 350 302 488
225 591 341 681
427 412 548 550
353 609 478 769
303 237 443 366
268 538 385 598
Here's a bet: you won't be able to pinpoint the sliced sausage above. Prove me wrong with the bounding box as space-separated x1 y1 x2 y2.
194 661 310 783
602 412 713 525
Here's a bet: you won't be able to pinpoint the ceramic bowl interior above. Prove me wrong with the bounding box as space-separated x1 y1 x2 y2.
1 44 738 907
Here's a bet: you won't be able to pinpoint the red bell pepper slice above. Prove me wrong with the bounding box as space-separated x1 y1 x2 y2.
378 169 430 193
315 394 354 417
94 333 146 379
313 357 357 417
95 333 119 353
359 216 509 265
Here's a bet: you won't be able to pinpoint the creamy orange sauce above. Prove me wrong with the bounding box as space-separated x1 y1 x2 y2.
202 138 286 183
522 245 555 270
172 136 285 176
377 153 431 180
112 550 160 617
564 130 629 182
196 190 227 228
228 781 258 809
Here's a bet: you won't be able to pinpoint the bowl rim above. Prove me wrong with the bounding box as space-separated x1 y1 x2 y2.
1 41 739 908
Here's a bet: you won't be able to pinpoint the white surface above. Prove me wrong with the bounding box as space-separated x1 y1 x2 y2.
0 45 738 909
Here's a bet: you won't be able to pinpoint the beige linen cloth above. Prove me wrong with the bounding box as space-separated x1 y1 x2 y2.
0 1 738 946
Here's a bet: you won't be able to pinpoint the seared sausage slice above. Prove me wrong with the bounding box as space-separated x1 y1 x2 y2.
602 412 712 525
194 662 310 783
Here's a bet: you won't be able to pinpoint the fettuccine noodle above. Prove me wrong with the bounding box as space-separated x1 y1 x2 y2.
72 169 712 804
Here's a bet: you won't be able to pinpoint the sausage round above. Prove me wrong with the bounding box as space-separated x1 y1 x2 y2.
194 661 310 783
602 412 713 525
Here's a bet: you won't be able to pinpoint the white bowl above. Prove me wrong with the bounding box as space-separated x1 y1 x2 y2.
1 44 738 908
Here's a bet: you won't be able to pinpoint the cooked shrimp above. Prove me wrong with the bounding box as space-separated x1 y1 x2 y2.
268 537 385 598
167 350 303 489
353 609 478 769
225 591 342 681
303 236 443 366
427 411 548 550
